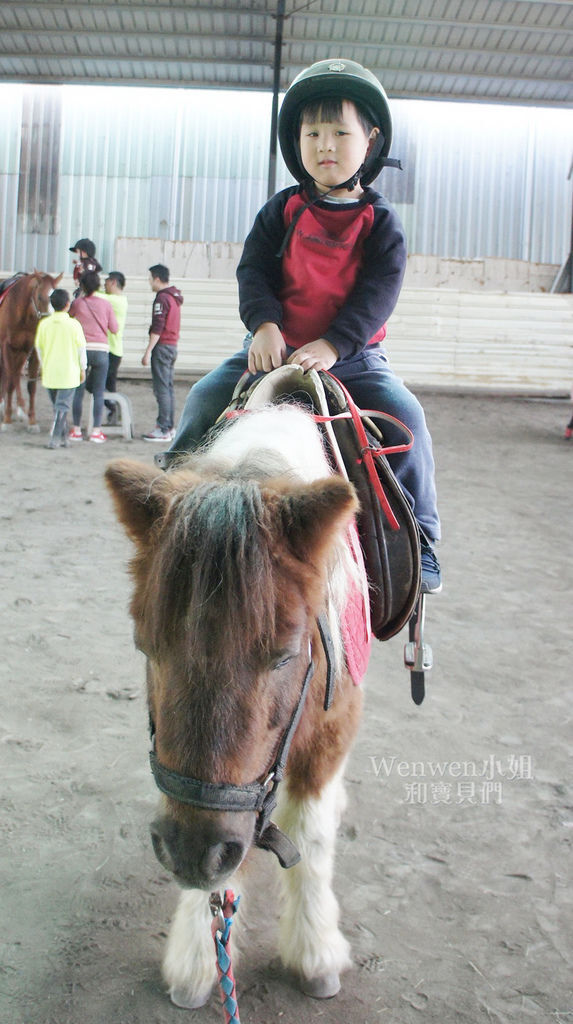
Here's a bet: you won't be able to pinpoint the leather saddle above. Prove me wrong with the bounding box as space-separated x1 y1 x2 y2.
224 365 421 642
0 273 24 297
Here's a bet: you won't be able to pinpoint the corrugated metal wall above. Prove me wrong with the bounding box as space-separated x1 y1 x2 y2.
0 83 571 274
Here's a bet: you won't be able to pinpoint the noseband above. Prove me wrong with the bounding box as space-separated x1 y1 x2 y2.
149 616 337 869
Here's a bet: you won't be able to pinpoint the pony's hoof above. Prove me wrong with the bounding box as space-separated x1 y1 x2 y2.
169 986 212 1009
27 423 40 433
0 421 13 432
300 971 341 999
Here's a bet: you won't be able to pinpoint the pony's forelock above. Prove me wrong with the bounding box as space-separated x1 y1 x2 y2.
154 478 278 673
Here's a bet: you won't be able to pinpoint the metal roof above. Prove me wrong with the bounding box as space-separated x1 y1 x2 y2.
0 0 572 106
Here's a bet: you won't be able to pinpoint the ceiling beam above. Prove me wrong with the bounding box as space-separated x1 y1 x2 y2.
5 3 573 38
1 56 569 92
1 28 571 63
1 72 569 107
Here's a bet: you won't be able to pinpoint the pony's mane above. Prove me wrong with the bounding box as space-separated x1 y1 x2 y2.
152 407 353 680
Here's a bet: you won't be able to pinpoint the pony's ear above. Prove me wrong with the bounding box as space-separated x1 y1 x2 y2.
55 272 63 284
279 477 358 564
105 459 175 543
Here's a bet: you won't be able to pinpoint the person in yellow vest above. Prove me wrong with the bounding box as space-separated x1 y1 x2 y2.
34 289 87 449
100 271 128 424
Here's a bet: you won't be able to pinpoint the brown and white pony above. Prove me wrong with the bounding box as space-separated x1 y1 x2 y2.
106 403 369 1008
0 270 62 429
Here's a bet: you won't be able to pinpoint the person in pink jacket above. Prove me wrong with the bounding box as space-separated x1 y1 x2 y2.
69 271 118 443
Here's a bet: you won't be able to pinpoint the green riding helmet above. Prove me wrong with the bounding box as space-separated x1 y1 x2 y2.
278 58 393 187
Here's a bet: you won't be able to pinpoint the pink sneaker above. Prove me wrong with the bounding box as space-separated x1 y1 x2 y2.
69 426 83 442
89 429 107 444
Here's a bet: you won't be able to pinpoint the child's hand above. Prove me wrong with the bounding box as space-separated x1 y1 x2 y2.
248 323 287 374
287 338 339 372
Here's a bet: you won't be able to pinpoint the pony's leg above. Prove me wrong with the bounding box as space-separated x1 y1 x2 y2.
276 761 352 998
1 378 14 428
14 366 27 421
162 888 218 1008
26 350 39 429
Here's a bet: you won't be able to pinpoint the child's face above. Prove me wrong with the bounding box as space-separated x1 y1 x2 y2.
299 100 379 196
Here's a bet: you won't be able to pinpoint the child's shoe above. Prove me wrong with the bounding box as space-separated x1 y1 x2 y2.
89 429 107 444
69 426 83 442
420 537 442 594
143 426 172 442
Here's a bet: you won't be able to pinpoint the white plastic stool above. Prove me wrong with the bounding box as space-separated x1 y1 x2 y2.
88 391 134 440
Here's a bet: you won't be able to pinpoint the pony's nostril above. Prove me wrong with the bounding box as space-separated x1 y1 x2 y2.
150 823 176 873
201 841 244 882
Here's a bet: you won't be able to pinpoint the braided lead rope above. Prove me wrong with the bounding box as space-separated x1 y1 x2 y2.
210 889 241 1024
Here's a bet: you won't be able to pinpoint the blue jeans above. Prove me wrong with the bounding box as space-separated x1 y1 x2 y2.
73 350 109 429
151 344 177 432
169 339 440 540
48 387 75 415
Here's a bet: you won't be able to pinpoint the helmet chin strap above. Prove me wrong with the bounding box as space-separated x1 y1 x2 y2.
313 165 363 195
275 170 364 259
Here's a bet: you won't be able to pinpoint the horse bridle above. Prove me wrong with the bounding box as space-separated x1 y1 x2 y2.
148 614 337 869
30 278 52 320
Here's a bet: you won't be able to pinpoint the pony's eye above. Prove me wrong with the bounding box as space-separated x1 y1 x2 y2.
272 653 296 671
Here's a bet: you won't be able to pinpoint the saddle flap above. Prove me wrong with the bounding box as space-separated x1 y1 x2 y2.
226 366 420 642
320 372 421 641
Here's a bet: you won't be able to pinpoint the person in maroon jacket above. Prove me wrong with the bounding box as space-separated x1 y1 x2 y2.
142 264 184 441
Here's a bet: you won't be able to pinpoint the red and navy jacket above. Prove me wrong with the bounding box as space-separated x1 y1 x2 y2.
149 286 184 346
236 185 407 361
73 256 102 286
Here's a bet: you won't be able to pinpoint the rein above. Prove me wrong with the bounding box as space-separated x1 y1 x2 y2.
149 616 337 869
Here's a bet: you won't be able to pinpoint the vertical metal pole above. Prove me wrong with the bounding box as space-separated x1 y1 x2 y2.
267 0 286 199
569 180 573 293
564 156 568 292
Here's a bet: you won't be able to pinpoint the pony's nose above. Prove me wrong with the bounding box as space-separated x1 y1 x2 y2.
150 814 252 889
200 840 244 882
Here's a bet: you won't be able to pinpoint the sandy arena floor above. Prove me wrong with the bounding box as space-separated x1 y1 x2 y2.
1 379 572 1024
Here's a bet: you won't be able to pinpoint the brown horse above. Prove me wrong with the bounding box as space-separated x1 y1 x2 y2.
106 402 370 1009
0 270 63 429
